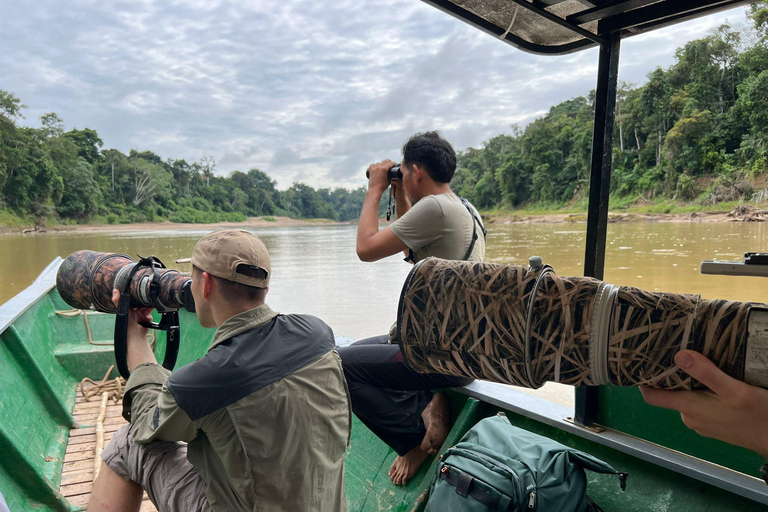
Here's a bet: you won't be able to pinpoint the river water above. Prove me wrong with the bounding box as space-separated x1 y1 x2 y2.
1 221 766 407
2 221 766 337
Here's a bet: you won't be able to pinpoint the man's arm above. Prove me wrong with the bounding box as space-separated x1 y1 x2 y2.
357 160 409 262
640 350 768 459
113 290 198 443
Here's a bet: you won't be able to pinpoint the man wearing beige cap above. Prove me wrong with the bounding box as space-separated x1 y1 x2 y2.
88 229 351 512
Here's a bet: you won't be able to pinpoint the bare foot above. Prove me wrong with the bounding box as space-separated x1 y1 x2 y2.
389 445 430 485
420 391 450 455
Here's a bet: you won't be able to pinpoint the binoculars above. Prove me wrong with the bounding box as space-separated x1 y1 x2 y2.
366 164 403 182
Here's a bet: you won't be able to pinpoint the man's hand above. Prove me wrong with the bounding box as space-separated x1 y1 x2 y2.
367 159 396 194
357 159 409 262
112 289 158 371
640 350 768 459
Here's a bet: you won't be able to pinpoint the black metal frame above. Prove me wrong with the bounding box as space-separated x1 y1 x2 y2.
419 0 752 55
422 0 597 54
578 32 621 426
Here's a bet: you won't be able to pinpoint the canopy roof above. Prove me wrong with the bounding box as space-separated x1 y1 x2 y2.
423 0 753 54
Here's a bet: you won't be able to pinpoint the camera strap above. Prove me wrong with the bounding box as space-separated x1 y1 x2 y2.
403 197 487 264
113 256 181 379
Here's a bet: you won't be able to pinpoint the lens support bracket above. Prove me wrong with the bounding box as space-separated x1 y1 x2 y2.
589 281 618 386
523 261 555 389
114 255 181 379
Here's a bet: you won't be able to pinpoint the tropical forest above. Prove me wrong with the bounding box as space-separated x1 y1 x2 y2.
0 2 766 228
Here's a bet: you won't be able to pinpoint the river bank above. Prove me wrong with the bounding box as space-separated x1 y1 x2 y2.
0 216 349 236
2 204 766 236
484 204 768 225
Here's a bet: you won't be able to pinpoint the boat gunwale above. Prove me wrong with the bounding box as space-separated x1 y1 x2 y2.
456 380 768 505
0 257 63 336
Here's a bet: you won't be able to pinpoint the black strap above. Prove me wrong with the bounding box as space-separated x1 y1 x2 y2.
460 197 487 261
586 495 605 512
761 464 768 486
403 197 487 264
113 256 181 379
439 466 512 511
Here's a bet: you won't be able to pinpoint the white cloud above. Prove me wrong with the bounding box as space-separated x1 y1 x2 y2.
0 0 750 190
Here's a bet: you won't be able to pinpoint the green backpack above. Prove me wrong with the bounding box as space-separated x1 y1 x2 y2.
425 413 627 512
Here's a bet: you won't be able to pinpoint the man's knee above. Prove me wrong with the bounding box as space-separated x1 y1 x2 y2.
89 456 143 512
100 425 133 482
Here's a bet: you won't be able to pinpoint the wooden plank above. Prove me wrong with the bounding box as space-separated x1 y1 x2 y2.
61 481 92 497
66 434 96 445
66 442 96 455
64 450 95 463
69 423 124 438
62 459 96 473
73 404 123 416
61 470 93 486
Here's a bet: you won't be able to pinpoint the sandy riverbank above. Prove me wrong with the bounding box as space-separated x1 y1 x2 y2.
3 205 766 235
0 216 349 235
484 205 767 225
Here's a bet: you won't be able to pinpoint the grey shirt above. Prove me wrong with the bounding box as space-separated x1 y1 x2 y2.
390 192 485 264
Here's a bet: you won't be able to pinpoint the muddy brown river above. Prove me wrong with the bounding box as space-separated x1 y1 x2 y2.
2 221 765 339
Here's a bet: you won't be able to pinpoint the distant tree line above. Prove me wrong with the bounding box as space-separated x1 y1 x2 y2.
452 3 768 210
1 3 766 227
0 100 368 226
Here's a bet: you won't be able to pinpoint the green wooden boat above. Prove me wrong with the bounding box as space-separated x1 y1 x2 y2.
1 254 766 511
2 1 767 510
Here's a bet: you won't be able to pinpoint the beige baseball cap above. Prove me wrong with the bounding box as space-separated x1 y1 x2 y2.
176 229 270 287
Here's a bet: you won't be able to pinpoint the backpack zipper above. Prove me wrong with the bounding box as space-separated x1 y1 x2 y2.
528 491 536 510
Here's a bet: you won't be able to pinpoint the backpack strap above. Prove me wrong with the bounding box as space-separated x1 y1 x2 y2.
585 496 605 512
438 466 513 511
460 197 487 261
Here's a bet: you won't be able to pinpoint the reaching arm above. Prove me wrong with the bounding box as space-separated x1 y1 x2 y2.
640 350 768 459
111 290 198 442
357 161 409 262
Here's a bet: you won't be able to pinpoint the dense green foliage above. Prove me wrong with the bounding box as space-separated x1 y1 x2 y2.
453 4 768 210
0 100 368 225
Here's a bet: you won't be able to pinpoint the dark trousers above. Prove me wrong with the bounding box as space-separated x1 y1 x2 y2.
338 335 473 456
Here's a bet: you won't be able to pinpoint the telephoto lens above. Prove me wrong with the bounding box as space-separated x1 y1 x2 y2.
57 250 196 314
397 258 768 391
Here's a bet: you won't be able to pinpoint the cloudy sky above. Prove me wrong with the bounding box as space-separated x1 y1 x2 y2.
1 0 750 189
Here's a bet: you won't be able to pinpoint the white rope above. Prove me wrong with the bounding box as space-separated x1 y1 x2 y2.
500 5 520 40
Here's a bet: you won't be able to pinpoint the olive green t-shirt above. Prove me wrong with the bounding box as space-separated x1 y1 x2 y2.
390 192 486 264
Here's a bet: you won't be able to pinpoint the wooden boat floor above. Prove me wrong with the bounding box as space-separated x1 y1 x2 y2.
62 393 157 511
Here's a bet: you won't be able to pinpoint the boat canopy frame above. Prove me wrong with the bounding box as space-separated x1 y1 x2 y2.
417 0 754 427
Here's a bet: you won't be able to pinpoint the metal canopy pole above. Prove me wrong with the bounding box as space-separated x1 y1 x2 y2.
576 31 621 427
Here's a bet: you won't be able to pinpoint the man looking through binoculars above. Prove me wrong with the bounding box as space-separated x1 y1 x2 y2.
342 131 486 486
88 230 350 512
